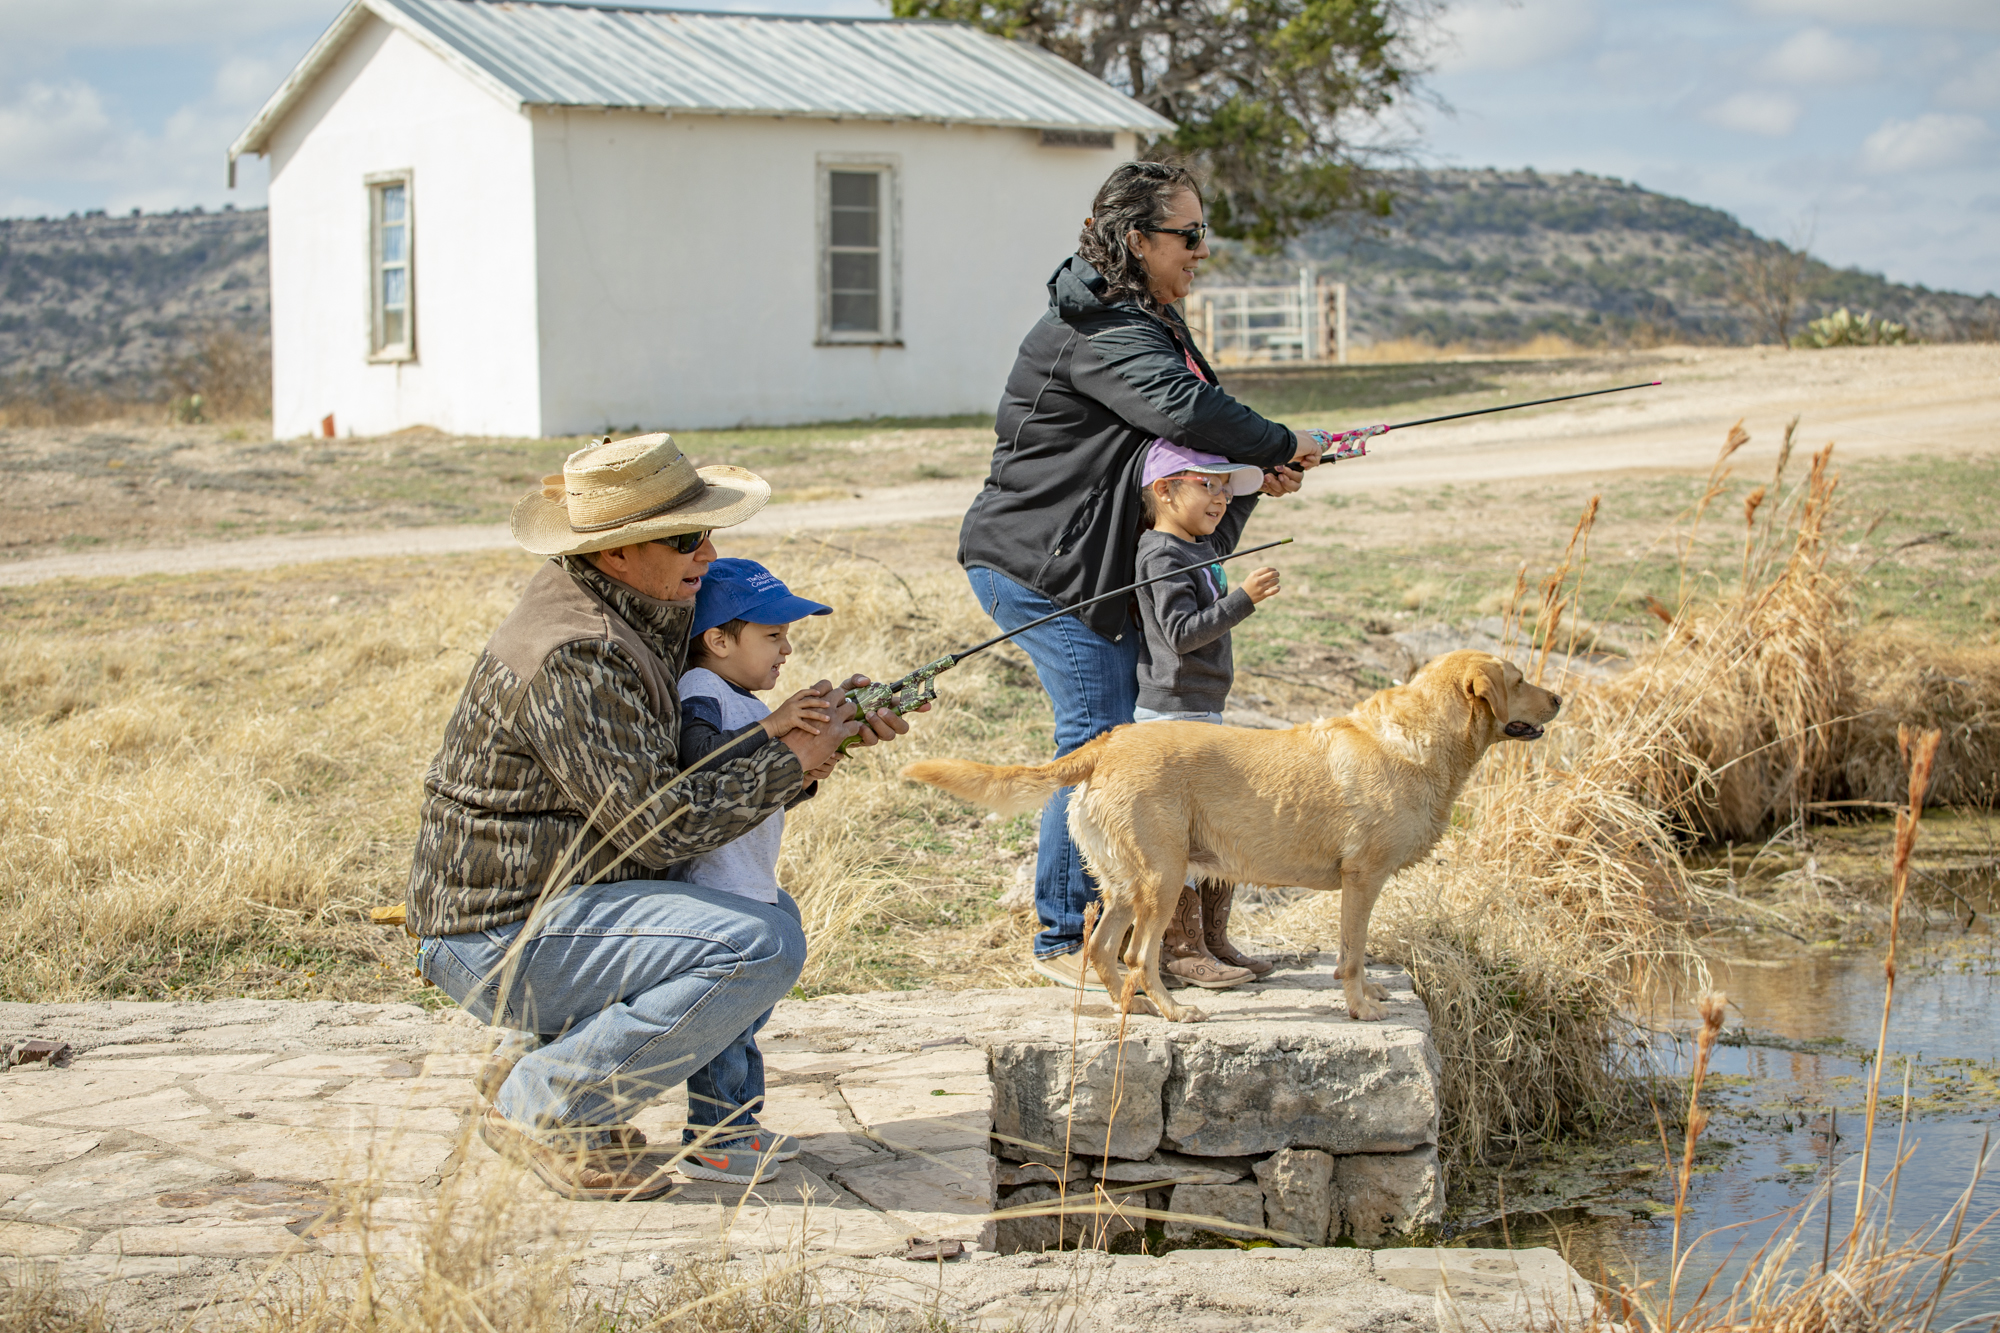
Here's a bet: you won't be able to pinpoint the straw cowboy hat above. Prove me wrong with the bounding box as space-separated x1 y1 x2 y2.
511 433 770 557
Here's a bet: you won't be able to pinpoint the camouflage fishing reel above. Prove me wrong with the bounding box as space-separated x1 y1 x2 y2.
835 655 955 754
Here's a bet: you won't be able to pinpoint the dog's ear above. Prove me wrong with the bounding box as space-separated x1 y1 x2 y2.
1464 658 1509 720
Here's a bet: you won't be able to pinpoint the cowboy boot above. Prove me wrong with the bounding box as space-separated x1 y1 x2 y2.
1161 883 1253 989
1200 878 1273 977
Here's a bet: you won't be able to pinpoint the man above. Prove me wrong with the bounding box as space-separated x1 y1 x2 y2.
405 434 910 1201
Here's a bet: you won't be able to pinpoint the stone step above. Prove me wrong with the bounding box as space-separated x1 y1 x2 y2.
774 951 1443 1247
0 967 1588 1332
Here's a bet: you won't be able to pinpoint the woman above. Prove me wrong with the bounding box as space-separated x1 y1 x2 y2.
957 160 1324 990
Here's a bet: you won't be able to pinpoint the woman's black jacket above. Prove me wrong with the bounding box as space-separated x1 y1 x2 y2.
957 255 1297 643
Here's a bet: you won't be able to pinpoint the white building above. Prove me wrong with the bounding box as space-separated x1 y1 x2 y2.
229 0 1171 438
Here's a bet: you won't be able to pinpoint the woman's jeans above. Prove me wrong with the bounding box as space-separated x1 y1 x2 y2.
418 879 806 1149
967 566 1140 958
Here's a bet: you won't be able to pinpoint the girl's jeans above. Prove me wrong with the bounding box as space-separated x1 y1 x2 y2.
966 566 1140 958
1132 706 1225 725
419 879 805 1149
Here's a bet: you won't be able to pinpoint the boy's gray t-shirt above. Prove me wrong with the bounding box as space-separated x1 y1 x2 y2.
1133 528 1257 714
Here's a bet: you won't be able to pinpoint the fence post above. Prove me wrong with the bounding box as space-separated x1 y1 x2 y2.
1334 282 1349 366
1297 266 1314 363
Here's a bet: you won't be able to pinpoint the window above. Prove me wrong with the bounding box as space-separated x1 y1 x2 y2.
368 173 414 359
819 160 898 343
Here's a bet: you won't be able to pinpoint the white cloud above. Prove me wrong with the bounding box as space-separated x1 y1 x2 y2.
1702 90 1803 136
1858 111 1993 172
1434 0 1602 74
1761 27 1879 83
0 81 117 177
1743 0 2000 29
1937 46 2000 110
213 54 294 109
0 0 338 51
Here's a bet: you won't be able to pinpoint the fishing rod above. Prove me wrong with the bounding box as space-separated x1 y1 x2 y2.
1292 378 1664 467
835 538 1294 749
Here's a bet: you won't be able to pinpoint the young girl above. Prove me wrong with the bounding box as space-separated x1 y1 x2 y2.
1131 439 1284 988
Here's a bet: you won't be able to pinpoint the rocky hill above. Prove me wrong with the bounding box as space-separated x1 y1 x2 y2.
0 207 267 403
1207 168 2000 348
2 174 1994 414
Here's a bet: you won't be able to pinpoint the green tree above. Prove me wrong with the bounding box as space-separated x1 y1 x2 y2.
893 0 1430 246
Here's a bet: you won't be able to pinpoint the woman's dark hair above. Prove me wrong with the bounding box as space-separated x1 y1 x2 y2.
1077 161 1203 312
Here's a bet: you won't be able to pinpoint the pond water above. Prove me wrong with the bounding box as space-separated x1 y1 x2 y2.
1445 933 2000 1304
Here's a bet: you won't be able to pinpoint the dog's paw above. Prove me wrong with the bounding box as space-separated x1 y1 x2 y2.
1346 996 1386 1022
1119 995 1162 1019
1165 1005 1208 1024
1364 980 1390 1002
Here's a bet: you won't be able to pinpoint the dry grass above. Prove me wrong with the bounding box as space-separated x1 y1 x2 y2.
0 1261 112 1332
0 543 1050 1002
0 562 520 999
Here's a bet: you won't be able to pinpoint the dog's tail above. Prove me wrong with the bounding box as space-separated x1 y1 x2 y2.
900 735 1108 815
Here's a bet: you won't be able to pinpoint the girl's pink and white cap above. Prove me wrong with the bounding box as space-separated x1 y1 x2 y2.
1140 439 1262 496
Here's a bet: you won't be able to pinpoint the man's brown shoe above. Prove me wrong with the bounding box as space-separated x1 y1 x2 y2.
474 1050 516 1104
1031 950 1107 993
475 1053 645 1149
478 1109 678 1201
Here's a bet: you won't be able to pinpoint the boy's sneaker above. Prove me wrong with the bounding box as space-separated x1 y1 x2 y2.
715 1129 800 1161
1032 950 1107 993
677 1143 784 1184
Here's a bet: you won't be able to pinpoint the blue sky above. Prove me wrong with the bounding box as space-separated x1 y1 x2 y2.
1 0 1993 293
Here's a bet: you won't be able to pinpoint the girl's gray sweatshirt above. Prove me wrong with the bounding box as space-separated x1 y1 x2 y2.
1133 505 1258 713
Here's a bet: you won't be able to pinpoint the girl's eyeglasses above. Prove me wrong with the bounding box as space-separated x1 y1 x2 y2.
651 529 711 555
1145 222 1209 250
1166 473 1231 497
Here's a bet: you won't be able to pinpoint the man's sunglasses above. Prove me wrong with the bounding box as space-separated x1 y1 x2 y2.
650 529 711 555
1145 222 1209 250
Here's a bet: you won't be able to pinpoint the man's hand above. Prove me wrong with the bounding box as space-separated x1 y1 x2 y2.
779 675 922 774
834 674 924 747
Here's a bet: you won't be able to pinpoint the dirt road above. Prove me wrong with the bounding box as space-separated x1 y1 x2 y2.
3 344 1991 587
1332 343 1998 491
0 476 980 586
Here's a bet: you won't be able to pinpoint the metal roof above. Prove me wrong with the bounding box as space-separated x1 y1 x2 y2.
230 0 1173 167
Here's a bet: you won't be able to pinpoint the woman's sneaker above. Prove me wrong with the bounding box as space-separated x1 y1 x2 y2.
1031 950 1107 992
677 1142 783 1184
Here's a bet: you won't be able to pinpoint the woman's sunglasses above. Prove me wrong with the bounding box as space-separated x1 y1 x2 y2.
651 529 711 555
1145 222 1209 250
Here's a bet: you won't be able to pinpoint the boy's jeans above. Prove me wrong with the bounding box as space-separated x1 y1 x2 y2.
966 566 1140 958
418 879 806 1149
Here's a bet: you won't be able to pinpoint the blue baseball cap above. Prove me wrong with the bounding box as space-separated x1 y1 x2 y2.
692 558 832 635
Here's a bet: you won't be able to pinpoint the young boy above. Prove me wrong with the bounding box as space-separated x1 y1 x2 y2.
1132 439 1284 989
673 557 838 1183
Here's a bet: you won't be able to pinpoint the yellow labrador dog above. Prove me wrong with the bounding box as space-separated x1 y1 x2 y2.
903 650 1560 1024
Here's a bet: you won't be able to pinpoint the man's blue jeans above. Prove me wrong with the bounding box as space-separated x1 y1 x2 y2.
418 879 806 1148
966 566 1140 958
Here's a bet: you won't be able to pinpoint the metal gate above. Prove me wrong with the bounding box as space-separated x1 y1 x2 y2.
1184 268 1348 367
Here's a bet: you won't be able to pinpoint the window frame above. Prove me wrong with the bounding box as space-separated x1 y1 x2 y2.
365 169 416 363
816 156 900 347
